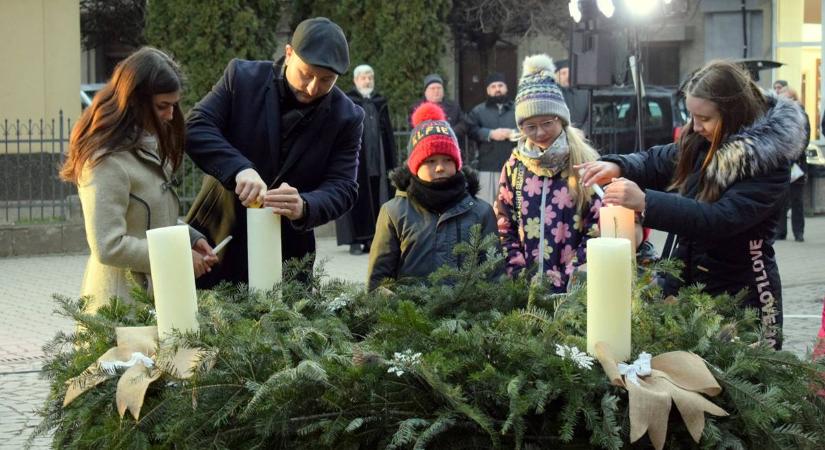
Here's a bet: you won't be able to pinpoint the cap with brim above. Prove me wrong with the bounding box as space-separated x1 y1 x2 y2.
291 17 350 75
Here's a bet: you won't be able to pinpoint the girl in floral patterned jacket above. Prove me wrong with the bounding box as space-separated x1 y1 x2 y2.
496 55 602 291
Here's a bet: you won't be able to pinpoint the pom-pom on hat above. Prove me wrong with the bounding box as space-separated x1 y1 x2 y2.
515 54 571 126
406 102 462 175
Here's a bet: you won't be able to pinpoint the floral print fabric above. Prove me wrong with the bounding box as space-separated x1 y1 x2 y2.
495 152 601 292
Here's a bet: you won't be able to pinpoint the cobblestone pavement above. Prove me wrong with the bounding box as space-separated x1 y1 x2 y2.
2 219 824 448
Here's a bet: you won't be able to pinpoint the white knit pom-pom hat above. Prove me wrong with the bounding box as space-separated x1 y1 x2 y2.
514 54 571 126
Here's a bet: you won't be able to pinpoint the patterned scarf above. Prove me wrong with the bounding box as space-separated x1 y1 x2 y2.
514 130 570 178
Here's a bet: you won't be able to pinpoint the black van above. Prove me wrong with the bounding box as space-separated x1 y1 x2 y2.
586 85 687 155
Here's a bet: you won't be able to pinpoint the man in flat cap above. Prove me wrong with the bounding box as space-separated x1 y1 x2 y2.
466 72 517 205
185 17 364 287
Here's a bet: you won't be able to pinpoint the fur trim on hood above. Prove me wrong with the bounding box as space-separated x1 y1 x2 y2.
705 96 807 193
389 166 481 197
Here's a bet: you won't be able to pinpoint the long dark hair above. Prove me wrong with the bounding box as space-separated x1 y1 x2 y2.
60 47 185 183
669 60 767 201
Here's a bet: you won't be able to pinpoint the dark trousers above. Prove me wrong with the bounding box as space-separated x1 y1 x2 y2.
775 183 805 239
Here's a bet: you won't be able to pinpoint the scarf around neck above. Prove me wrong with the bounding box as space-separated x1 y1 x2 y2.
407 171 467 213
514 130 570 177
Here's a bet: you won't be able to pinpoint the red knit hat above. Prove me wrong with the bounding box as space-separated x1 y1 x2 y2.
406 102 462 175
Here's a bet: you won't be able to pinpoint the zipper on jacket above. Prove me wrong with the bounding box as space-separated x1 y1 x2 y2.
537 176 549 278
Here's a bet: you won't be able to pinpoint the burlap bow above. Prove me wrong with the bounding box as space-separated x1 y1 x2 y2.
595 341 728 450
63 326 205 420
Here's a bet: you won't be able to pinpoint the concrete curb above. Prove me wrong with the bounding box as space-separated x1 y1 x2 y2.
0 221 336 257
0 223 88 257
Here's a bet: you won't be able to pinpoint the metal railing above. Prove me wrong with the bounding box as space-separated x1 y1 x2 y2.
0 111 74 224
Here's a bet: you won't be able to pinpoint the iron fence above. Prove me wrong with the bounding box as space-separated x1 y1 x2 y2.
0 111 74 224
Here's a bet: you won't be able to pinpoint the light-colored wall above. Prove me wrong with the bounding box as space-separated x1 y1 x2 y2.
0 0 81 124
775 0 821 140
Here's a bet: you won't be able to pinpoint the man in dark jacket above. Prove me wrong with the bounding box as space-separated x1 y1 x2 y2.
409 74 468 158
185 17 364 287
555 59 590 131
336 64 397 254
775 86 808 242
466 72 517 206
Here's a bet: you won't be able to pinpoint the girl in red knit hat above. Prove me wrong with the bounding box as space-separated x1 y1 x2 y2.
366 102 497 290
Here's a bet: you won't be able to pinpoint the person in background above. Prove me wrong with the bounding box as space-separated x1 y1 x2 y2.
774 86 808 242
60 47 217 313
410 73 468 159
367 102 497 290
466 72 517 206
496 54 602 291
336 64 397 255
578 61 809 349
554 59 590 131
773 79 788 95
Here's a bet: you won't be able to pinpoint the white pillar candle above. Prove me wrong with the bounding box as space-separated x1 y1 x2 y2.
247 208 282 291
599 205 636 250
586 237 632 361
146 225 199 340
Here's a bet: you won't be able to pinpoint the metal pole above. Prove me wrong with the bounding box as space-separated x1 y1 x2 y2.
587 88 594 138
633 28 645 152
742 0 748 58
820 0 825 141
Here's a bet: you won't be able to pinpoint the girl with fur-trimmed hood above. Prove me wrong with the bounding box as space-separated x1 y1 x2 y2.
367 103 497 291
496 55 603 290
578 60 809 349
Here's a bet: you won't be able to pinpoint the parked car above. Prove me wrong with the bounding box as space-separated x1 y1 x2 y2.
808 144 825 166
586 85 687 155
80 83 106 109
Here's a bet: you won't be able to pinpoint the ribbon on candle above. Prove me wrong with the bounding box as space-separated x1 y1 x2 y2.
618 351 651 386
595 342 728 450
63 326 207 420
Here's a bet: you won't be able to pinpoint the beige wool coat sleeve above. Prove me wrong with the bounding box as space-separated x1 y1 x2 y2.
77 135 202 313
81 155 152 274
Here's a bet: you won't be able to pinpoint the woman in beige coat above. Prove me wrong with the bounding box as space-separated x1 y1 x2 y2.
60 47 218 313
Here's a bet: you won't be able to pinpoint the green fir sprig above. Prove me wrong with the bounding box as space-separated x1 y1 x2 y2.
31 227 825 449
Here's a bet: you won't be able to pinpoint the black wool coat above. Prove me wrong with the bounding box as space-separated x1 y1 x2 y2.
602 97 807 349
335 90 397 245
185 58 364 286
466 98 517 171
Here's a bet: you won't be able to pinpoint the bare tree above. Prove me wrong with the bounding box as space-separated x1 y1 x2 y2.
448 0 571 74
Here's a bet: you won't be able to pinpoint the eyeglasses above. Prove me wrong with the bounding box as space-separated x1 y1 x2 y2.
522 117 560 135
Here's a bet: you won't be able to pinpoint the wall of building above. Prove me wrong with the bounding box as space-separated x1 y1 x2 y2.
775 0 822 140
0 0 81 126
